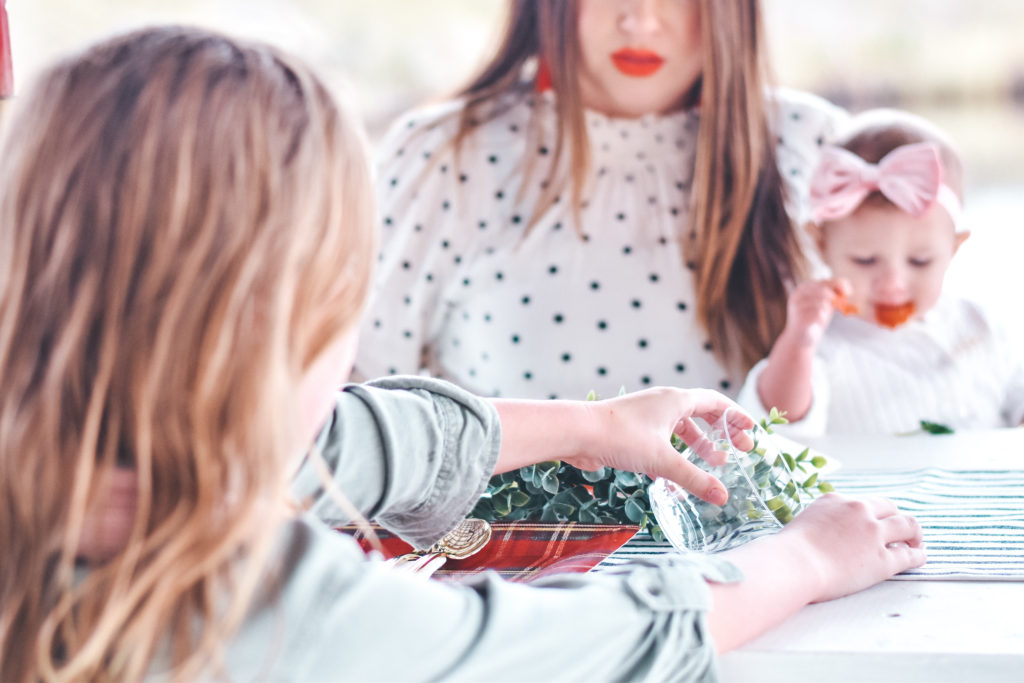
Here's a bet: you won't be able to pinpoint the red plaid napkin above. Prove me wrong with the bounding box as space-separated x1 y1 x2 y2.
336 521 639 583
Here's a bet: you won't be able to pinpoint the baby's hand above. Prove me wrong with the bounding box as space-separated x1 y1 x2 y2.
785 279 850 347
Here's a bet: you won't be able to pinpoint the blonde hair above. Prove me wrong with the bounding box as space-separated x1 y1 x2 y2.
452 0 801 372
0 25 375 681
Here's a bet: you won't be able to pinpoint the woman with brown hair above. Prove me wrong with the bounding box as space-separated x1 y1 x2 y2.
0 22 922 683
356 0 846 401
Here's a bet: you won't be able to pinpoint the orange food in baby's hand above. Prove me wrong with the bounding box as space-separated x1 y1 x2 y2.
831 292 860 316
875 302 916 328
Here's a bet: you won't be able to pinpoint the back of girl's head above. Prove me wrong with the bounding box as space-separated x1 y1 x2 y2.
837 108 964 203
0 25 374 681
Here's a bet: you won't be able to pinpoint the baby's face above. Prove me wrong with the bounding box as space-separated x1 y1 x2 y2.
817 202 968 327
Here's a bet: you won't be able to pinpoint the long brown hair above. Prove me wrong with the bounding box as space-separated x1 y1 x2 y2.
454 0 801 372
0 26 375 681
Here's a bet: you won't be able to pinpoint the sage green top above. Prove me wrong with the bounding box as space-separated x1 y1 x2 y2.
205 377 742 681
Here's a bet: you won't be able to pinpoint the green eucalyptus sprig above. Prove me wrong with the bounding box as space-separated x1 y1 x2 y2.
744 407 834 525
469 397 833 542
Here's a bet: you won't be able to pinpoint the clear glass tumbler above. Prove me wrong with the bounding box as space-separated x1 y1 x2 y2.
649 410 811 553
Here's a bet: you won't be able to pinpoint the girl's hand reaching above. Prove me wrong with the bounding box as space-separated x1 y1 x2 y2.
493 388 756 506
784 278 852 349
756 278 854 423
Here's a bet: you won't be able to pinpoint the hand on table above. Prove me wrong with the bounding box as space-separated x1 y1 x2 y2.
779 493 926 603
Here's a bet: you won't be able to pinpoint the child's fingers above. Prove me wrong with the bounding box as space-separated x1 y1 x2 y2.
888 543 928 572
653 444 729 505
881 512 925 549
676 389 755 430
676 419 729 467
832 277 853 297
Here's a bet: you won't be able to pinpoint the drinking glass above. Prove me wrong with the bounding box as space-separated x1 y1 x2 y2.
649 410 811 553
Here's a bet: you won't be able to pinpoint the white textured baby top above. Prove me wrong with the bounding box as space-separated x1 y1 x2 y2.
739 295 1024 438
357 88 845 400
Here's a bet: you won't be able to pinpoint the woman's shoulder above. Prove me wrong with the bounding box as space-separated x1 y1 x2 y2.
766 86 850 148
375 91 536 162
768 87 848 123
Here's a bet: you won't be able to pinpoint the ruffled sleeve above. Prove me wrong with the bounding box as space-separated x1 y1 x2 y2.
770 87 850 226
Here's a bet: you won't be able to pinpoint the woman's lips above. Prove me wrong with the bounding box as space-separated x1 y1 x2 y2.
611 48 665 77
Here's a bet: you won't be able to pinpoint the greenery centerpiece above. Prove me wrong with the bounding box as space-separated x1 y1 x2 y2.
469 396 833 544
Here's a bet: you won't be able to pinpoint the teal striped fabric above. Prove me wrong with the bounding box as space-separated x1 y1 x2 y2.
596 468 1024 580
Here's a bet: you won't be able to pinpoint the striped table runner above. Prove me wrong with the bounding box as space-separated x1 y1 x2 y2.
596 468 1024 581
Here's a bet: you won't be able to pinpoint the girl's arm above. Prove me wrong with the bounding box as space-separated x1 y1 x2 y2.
757 279 845 420
492 387 757 506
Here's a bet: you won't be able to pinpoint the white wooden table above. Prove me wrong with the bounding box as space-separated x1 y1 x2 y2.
718 428 1024 683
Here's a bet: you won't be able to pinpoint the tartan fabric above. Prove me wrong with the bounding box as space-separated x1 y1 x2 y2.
336 521 639 583
1 1 12 97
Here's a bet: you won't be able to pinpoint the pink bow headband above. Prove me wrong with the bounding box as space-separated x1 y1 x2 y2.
809 142 963 231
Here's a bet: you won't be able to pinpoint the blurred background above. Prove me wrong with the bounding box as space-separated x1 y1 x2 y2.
5 0 1023 335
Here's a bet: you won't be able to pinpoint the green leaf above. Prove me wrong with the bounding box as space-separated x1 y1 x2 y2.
615 470 641 488
811 455 828 468
624 496 646 523
493 493 512 517
803 472 818 488
782 452 796 471
540 468 560 495
580 466 609 482
817 481 835 493
796 447 810 462
773 505 794 524
586 390 597 401
920 420 955 435
510 490 531 507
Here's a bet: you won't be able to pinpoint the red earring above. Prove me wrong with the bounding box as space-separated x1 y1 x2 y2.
535 59 552 93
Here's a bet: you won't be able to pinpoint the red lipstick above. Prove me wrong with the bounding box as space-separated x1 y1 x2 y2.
611 48 665 77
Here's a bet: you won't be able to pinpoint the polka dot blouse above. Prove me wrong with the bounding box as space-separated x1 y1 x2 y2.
356 88 846 400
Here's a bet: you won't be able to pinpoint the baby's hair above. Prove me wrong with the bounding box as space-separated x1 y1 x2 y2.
0 25 375 681
835 108 964 207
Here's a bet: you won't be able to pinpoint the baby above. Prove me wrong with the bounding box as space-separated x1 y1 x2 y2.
739 108 1024 437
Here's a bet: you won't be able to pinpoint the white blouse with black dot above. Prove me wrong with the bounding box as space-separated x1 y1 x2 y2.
357 88 846 400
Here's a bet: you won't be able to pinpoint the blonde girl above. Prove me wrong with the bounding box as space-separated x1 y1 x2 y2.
0 25 922 682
